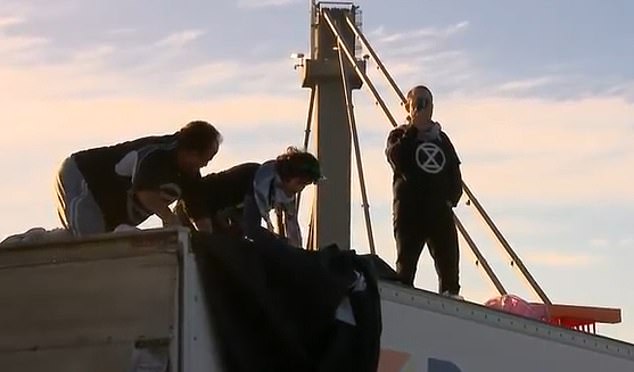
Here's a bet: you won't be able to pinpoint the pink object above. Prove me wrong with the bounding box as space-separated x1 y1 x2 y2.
485 294 548 321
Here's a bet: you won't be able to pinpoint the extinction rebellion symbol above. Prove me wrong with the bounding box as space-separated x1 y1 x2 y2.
415 142 446 174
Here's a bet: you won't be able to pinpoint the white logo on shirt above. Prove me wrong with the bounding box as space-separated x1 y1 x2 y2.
115 151 139 178
415 142 446 174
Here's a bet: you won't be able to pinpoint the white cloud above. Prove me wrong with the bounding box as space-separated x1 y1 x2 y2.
0 16 23 28
155 29 206 48
236 0 300 9
523 251 599 268
368 25 385 37
468 214 567 238
496 76 559 93
0 34 48 55
360 22 476 92
72 45 116 62
180 62 243 87
588 237 634 250
179 59 296 92
618 238 633 247
375 21 469 44
106 27 136 36
0 16 48 58
589 239 610 248
345 93 634 206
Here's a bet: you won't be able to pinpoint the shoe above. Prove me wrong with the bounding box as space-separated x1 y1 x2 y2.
442 291 464 301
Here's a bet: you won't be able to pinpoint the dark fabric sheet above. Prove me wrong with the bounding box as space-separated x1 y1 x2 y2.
191 232 382 372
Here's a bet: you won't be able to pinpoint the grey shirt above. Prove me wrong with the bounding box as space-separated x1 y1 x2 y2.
242 160 302 247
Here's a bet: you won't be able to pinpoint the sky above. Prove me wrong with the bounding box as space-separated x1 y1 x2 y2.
1 0 633 342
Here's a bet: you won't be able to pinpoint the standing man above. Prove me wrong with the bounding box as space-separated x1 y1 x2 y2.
55 120 221 236
385 85 463 298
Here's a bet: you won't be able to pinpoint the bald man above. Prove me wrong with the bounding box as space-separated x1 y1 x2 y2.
385 85 463 298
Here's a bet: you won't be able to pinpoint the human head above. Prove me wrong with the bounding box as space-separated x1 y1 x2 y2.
404 85 434 122
275 146 322 195
176 120 222 175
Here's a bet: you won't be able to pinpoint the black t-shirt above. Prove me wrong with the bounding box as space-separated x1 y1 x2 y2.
200 162 260 214
386 123 463 207
72 134 206 230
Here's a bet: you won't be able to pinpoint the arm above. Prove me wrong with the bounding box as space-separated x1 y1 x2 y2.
441 132 463 207
283 198 302 248
179 175 214 232
385 125 416 175
242 194 270 240
131 151 185 226
174 197 214 233
136 190 181 227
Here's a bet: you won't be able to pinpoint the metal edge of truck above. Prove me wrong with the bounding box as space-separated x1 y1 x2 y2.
378 280 634 361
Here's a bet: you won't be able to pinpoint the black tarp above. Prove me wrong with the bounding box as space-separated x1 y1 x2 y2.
191 232 382 372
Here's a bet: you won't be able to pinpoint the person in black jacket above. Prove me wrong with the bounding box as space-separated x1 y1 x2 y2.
175 162 261 234
385 85 463 297
176 148 322 246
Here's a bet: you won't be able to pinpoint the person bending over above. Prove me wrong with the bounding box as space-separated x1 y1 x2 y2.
55 121 222 236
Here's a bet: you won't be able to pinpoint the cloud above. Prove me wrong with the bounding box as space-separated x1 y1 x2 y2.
374 21 469 44
181 62 242 87
1 14 633 255
0 57 130 100
106 27 136 36
344 93 634 206
496 76 559 93
367 22 634 102
179 58 297 93
72 45 117 61
236 0 300 9
589 237 634 250
0 33 48 55
460 213 567 238
607 80 634 102
522 251 599 268
0 16 23 28
360 22 476 93
589 239 610 248
0 16 48 59
155 29 206 48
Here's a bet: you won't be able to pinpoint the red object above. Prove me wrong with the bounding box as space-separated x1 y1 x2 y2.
485 295 621 334
485 294 547 321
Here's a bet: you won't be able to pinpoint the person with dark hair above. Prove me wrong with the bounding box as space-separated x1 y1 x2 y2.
385 85 463 298
242 147 322 247
174 162 261 234
55 120 222 236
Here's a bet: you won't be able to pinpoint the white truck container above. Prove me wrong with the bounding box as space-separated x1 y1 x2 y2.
0 228 221 372
1 228 633 372
378 282 634 372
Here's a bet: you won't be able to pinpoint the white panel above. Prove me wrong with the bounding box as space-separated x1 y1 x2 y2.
181 234 224 372
379 282 634 372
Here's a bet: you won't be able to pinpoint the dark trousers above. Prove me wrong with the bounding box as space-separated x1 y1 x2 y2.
393 203 460 294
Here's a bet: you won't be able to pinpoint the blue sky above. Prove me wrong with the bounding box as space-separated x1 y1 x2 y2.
1 0 633 342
